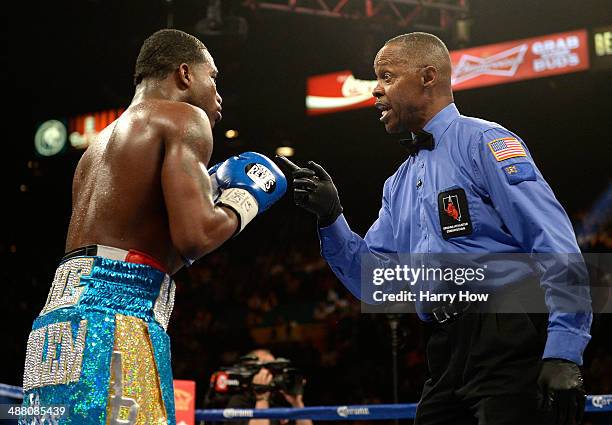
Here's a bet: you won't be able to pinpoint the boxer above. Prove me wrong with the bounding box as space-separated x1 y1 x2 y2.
20 29 286 425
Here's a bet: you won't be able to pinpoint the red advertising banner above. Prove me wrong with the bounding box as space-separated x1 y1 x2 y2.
306 71 377 116
450 28 589 91
68 108 125 148
306 29 590 115
174 379 196 425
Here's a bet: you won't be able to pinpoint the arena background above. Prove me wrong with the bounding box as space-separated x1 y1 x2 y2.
3 0 611 422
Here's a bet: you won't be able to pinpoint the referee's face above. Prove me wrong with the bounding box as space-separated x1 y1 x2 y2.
373 43 427 134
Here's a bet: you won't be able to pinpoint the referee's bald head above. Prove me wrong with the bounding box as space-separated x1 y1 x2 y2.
381 32 452 88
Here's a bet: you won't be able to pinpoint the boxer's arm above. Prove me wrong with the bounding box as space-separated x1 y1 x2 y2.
161 104 238 262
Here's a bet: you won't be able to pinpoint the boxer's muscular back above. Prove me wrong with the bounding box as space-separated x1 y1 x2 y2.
66 99 208 272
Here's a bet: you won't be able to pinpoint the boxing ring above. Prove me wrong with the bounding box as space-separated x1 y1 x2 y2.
2 383 611 422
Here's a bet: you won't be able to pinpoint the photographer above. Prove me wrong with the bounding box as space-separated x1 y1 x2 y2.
207 349 313 425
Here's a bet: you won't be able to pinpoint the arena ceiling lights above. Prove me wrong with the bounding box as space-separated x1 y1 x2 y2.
242 0 469 31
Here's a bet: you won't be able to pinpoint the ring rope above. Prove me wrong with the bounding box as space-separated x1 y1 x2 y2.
2 383 610 421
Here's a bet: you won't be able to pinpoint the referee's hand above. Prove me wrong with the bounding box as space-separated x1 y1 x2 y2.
275 156 343 227
538 359 586 425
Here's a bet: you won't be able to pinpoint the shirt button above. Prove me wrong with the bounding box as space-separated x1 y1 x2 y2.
416 179 423 188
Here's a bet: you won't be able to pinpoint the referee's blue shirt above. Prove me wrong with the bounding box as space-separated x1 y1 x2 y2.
318 102 592 365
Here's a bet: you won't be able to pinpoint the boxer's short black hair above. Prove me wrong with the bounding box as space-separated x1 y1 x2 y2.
134 29 208 86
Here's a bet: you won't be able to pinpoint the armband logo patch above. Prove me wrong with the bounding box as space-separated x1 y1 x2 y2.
502 162 536 185
438 188 473 239
246 163 277 193
488 137 527 162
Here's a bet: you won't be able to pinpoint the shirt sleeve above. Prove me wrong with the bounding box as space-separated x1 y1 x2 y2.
471 127 592 365
318 176 398 301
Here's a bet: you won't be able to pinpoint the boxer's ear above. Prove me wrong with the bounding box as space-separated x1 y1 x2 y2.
177 63 192 87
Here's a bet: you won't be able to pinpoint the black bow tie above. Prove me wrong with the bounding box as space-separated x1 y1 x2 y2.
399 131 434 156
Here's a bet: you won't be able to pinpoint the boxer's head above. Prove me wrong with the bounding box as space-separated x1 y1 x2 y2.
373 32 453 134
134 29 222 127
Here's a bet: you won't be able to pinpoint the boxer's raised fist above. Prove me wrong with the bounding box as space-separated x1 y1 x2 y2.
212 152 287 234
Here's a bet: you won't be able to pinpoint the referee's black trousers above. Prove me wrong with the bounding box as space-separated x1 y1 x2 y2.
415 312 549 425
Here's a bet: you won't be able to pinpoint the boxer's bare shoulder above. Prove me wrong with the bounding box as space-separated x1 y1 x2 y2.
65 99 213 270
151 99 214 160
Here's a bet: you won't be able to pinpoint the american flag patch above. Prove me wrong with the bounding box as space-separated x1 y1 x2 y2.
487 137 527 162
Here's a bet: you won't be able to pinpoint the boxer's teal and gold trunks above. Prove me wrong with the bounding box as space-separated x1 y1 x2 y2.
20 245 176 424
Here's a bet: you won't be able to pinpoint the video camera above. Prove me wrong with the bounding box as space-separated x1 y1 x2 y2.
209 354 305 396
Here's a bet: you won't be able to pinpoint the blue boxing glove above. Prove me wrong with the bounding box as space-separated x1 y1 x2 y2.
211 152 287 234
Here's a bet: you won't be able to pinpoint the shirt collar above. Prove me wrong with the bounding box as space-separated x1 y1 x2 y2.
422 102 460 145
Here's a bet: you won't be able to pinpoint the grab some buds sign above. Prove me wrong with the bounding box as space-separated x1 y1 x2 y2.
450 29 589 91
306 29 590 115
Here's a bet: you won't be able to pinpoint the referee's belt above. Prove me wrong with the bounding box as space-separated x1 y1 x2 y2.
431 300 471 324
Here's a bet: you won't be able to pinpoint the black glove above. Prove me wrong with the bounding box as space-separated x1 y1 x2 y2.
275 156 343 227
537 359 586 425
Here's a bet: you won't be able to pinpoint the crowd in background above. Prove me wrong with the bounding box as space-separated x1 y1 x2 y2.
170 242 429 407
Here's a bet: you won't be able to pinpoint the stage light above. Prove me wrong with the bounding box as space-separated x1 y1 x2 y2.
225 129 239 139
276 146 295 157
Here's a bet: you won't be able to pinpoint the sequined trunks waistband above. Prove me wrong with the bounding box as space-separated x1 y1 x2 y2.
40 246 175 330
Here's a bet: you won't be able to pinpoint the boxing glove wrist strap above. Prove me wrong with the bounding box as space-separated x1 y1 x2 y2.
217 188 259 235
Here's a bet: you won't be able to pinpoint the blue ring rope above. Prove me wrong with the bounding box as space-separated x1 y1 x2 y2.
195 395 612 421
2 384 610 420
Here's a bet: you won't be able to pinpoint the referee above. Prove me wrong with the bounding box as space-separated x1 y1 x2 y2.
278 32 591 425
